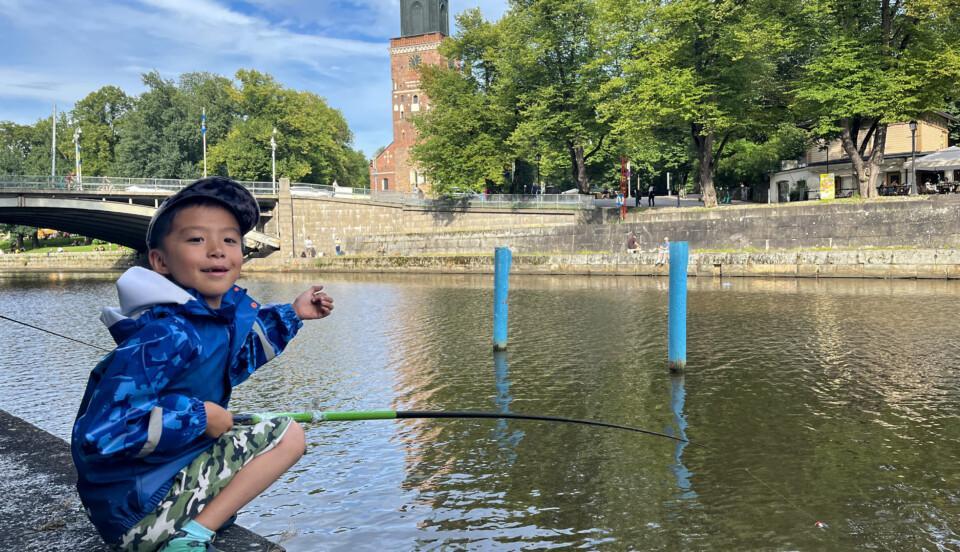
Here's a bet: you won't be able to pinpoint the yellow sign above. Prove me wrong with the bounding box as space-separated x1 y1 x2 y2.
819 173 835 200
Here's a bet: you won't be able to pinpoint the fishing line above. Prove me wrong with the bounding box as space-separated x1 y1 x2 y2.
0 312 692 444
3 311 825 528
743 467 827 529
0 313 111 352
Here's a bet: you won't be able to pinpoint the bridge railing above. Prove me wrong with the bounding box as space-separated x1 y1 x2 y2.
1 176 593 209
367 191 592 209
0 175 277 195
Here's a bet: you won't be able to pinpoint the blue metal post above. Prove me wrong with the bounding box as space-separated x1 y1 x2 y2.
493 247 512 351
668 241 688 372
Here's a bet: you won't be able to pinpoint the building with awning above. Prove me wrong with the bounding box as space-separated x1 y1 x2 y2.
905 146 960 171
768 113 956 202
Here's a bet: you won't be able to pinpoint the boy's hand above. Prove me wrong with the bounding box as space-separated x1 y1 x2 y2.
293 285 334 320
204 401 233 438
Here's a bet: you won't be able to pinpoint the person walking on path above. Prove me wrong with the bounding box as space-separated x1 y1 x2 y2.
647 184 656 207
71 177 336 552
615 192 625 221
655 237 670 266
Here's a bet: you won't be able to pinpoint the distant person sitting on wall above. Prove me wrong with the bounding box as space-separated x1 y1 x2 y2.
335 237 344 256
626 232 639 252
655 237 670 266
304 236 317 258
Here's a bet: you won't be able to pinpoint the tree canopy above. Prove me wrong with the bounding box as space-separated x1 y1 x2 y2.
411 0 958 205
0 70 369 187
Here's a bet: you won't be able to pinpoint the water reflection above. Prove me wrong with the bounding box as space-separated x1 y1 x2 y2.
1 271 958 550
670 374 694 498
492 351 525 463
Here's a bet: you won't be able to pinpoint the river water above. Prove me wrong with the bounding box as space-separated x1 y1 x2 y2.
1 272 958 551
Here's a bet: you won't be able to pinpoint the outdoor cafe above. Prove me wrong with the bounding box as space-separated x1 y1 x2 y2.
904 146 960 194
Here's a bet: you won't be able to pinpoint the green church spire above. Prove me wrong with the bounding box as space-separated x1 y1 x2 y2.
400 0 449 37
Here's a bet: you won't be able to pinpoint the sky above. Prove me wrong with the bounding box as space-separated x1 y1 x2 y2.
0 0 508 157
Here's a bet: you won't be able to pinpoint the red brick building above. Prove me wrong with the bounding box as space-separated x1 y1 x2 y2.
369 1 449 194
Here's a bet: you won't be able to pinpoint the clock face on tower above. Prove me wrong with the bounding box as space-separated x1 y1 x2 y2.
409 54 422 68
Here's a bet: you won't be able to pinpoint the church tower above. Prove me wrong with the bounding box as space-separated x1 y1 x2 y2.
369 1 449 193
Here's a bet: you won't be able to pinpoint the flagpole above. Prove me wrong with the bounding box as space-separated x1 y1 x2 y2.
51 104 57 178
202 108 207 178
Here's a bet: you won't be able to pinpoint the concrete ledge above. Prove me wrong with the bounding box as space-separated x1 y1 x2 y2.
0 409 283 552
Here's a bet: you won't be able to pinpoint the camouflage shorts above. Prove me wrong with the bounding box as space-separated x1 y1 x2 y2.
117 416 293 552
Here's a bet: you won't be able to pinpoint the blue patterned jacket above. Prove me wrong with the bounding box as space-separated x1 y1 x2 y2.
71 267 302 543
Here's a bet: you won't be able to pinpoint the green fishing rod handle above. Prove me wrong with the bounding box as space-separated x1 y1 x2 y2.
321 410 397 421
232 410 399 424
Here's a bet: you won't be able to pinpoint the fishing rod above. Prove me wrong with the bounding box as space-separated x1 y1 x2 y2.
0 312 693 444
0 313 111 352
4 313 831 527
232 410 692 444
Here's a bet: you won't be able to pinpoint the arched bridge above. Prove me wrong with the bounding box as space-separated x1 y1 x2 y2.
2 174 590 258
0 176 281 252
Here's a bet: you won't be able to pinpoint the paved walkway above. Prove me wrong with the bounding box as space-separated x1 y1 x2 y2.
0 409 282 552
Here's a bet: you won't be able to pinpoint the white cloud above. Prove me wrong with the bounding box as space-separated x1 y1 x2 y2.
0 0 508 156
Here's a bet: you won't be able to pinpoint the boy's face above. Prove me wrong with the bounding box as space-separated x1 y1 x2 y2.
148 204 243 309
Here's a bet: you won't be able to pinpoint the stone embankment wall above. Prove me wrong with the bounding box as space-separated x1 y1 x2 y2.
0 251 137 271
244 248 960 279
287 196 578 257
346 196 960 256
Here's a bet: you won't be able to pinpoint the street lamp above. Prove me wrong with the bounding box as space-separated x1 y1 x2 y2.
536 153 542 195
201 108 207 178
909 120 918 195
271 128 277 194
72 126 82 190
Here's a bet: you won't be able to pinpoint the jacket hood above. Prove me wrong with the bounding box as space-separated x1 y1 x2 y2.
100 267 195 330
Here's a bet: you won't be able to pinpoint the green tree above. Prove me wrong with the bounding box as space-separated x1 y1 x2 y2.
114 72 194 178
343 148 370 188
946 97 960 145
716 124 808 190
0 224 36 250
71 86 132 176
794 0 960 198
501 0 612 193
413 9 514 193
0 114 73 176
114 72 238 178
209 70 360 185
0 122 31 174
597 0 803 206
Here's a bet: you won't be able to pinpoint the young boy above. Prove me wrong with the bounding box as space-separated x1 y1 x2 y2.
71 176 334 551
